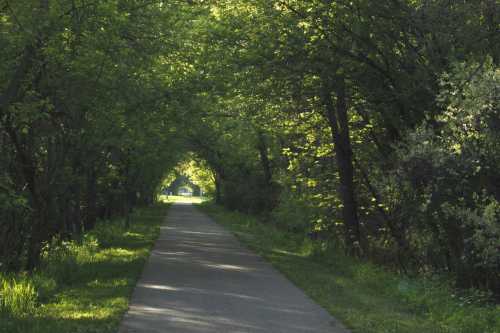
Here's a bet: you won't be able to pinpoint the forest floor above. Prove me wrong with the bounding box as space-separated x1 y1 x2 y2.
0 204 169 333
119 202 348 333
199 203 500 333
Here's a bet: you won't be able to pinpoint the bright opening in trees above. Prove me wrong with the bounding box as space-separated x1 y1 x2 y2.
158 155 215 202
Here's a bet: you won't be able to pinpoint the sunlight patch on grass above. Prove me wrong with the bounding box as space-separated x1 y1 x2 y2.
271 249 304 257
0 204 169 333
199 202 500 333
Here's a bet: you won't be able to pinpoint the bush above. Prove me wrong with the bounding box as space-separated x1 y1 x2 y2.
272 190 314 232
444 199 500 291
41 239 80 284
30 274 57 303
366 59 500 293
374 125 500 291
90 219 127 248
41 233 101 285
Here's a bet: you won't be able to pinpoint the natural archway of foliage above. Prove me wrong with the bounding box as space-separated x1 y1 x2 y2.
160 154 215 198
1 0 499 310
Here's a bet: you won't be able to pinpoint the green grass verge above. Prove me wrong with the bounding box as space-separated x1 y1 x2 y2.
198 202 500 333
0 203 169 333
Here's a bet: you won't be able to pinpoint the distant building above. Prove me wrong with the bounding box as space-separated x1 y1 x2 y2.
165 175 201 197
178 186 193 196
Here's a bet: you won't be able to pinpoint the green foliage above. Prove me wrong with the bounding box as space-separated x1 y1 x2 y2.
201 203 500 333
0 0 195 271
89 221 129 249
1 0 499 325
41 234 100 285
366 59 500 290
271 189 315 232
448 200 500 273
0 278 38 317
164 156 216 196
0 204 168 333
30 274 57 303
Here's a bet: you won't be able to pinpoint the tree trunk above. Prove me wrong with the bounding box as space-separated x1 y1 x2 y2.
214 172 222 205
321 75 362 256
26 195 49 270
484 0 499 64
257 130 272 185
84 168 97 231
72 182 83 238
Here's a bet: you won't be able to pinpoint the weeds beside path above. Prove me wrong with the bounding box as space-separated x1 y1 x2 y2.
199 203 500 333
0 204 169 333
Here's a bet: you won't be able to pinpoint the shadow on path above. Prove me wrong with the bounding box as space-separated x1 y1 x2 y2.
119 203 349 333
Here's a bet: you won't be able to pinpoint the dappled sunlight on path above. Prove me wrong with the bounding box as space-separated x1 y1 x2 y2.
119 203 349 333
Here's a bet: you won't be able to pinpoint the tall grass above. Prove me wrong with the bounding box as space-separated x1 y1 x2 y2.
0 278 37 317
0 203 168 333
199 202 500 333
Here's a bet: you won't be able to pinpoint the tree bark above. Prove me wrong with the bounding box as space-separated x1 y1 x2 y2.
26 193 49 270
257 130 272 185
321 74 362 256
214 172 222 205
84 167 97 231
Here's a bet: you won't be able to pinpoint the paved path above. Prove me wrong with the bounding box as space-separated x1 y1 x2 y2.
119 203 349 333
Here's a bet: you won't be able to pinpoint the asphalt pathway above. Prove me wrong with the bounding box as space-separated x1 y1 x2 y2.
118 203 350 333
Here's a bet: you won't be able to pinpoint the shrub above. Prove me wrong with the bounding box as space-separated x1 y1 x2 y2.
90 219 127 248
41 239 79 284
272 190 314 232
41 233 100 284
366 59 500 293
30 273 57 303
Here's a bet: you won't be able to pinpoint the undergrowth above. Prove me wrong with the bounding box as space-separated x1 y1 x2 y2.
199 202 500 333
0 203 169 333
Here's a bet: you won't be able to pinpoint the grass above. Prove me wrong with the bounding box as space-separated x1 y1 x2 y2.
198 202 500 333
158 194 208 204
0 203 169 333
